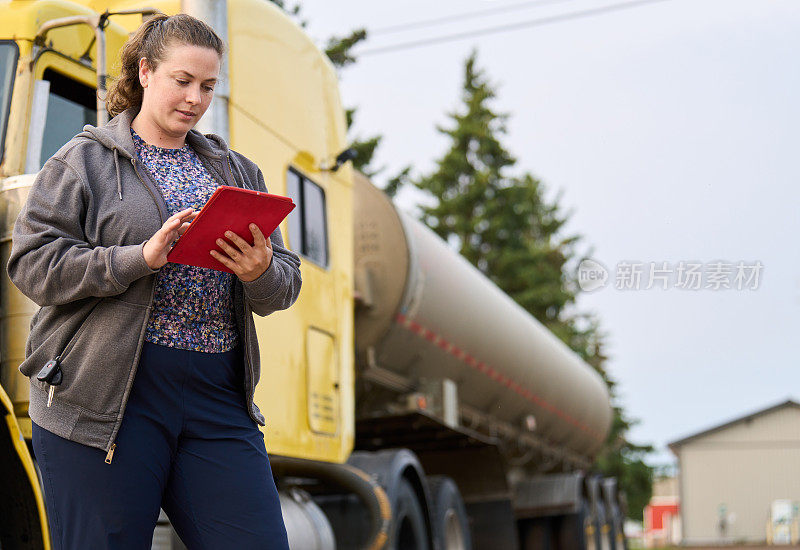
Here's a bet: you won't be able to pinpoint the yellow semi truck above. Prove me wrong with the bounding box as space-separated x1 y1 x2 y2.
0 1 627 549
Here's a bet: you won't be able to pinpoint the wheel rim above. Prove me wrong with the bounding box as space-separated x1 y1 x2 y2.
444 509 466 550
585 518 598 550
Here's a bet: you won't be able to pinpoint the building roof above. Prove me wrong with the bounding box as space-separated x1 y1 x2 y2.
668 399 800 453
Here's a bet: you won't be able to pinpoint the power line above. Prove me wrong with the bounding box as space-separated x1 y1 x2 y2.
371 0 580 36
358 0 673 57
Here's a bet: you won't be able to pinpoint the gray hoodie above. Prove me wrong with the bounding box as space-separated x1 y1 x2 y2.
8 108 302 456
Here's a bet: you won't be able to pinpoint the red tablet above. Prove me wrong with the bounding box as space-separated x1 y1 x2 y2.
167 186 296 273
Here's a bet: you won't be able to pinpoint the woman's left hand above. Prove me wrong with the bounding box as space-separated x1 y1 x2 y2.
210 224 274 282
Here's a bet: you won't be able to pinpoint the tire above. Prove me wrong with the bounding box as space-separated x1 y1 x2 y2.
428 476 472 550
390 478 429 550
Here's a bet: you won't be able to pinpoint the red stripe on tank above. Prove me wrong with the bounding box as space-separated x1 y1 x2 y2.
394 312 602 441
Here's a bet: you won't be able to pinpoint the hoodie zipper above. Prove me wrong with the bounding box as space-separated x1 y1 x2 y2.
102 159 164 464
103 272 159 465
105 444 116 464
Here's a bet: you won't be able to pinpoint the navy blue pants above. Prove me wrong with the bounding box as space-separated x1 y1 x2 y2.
32 342 290 550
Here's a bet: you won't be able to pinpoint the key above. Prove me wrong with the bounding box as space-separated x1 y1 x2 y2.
37 357 62 408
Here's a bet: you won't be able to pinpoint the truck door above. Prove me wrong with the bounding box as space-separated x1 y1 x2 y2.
285 167 341 440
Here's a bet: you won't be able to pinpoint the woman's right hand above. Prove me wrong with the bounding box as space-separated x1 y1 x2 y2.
143 208 198 270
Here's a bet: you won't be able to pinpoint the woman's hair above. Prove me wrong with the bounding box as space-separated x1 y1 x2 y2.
106 13 225 117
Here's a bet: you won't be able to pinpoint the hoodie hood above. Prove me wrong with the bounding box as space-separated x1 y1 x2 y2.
77 108 232 199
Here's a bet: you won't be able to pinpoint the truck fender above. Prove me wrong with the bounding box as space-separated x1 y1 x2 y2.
348 449 435 545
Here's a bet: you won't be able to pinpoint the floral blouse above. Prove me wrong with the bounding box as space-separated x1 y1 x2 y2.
132 129 238 352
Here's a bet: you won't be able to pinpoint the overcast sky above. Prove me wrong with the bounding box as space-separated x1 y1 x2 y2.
297 0 800 465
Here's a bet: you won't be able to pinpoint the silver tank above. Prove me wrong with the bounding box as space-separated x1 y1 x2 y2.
353 173 612 457
149 491 335 550
280 489 336 550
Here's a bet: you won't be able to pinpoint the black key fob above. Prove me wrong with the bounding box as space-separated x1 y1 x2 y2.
36 358 62 385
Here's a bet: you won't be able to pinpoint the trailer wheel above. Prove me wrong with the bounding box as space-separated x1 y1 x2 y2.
428 476 472 550
390 478 429 550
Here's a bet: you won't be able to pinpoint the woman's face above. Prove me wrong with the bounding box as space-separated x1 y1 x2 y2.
138 43 221 141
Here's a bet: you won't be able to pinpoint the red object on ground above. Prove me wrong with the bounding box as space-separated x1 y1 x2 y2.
644 497 680 542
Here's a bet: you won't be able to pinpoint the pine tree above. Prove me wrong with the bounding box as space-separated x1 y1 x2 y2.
323 31 383 176
344 107 382 177
413 52 577 325
409 51 653 520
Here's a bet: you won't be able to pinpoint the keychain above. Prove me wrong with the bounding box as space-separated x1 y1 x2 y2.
36 356 62 407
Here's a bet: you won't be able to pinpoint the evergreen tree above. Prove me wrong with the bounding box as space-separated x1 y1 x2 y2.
324 30 367 68
412 52 576 325
344 107 382 177
409 51 653 520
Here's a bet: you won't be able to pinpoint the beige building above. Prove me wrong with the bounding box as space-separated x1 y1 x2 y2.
669 400 800 545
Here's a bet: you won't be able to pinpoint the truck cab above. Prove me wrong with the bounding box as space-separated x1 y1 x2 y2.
0 1 353 547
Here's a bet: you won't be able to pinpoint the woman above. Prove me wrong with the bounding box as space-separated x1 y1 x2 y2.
8 13 300 549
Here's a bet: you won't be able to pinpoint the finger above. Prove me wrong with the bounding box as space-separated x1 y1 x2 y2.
175 213 196 226
224 231 252 254
169 213 198 240
164 218 184 238
160 215 185 233
168 207 194 222
210 250 239 272
177 221 192 236
249 224 267 245
165 212 194 230
216 237 242 260
154 218 182 245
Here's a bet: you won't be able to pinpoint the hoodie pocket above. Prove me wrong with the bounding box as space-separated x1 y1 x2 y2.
22 299 100 379
53 298 148 417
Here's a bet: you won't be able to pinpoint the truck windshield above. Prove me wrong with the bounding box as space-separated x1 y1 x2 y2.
38 69 96 169
0 41 19 166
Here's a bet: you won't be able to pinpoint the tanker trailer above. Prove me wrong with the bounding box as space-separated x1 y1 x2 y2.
342 171 615 549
